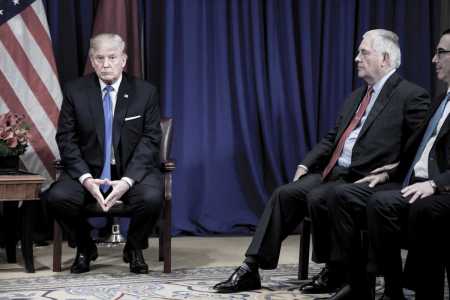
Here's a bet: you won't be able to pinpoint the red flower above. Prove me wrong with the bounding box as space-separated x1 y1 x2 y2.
0 112 31 156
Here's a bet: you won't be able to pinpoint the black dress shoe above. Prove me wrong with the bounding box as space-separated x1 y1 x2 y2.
300 266 342 294
213 266 261 293
123 249 149 274
70 245 98 274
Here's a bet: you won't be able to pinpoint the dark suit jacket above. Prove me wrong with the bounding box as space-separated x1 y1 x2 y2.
389 92 450 192
301 72 430 179
56 73 161 184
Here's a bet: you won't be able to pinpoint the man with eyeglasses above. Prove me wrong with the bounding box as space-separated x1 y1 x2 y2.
328 28 450 300
213 29 430 298
46 33 162 274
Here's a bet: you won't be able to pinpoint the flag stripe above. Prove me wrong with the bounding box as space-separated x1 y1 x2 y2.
9 12 62 109
30 0 51 37
0 70 55 175
21 4 58 75
0 23 59 126
0 0 61 184
0 40 59 158
22 142 53 187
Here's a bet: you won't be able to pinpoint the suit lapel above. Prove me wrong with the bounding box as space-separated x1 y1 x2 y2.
336 88 366 139
86 75 105 152
357 73 401 138
113 75 131 153
434 94 450 141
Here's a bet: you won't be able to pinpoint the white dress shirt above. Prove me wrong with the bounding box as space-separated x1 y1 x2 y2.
413 88 450 178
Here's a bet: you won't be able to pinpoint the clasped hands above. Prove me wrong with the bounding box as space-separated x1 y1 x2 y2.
82 178 130 212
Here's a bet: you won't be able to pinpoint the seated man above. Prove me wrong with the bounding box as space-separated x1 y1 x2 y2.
46 33 162 274
213 29 429 294
328 28 450 300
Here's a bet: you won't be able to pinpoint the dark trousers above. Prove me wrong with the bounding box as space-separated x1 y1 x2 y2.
46 171 162 251
245 168 349 270
330 182 401 298
366 184 450 299
366 187 408 298
405 194 450 300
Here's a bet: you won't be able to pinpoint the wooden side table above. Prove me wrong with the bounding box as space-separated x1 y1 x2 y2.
0 173 45 273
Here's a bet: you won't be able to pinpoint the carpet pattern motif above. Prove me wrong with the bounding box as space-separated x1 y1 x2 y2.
0 264 342 300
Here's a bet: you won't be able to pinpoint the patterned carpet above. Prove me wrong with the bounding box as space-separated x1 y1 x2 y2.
0 236 436 300
0 264 340 300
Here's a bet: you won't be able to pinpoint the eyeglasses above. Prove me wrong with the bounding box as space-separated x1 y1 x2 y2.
435 48 450 59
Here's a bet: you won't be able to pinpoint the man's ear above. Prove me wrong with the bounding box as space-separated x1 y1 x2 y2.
121 53 128 68
382 52 391 68
89 55 95 68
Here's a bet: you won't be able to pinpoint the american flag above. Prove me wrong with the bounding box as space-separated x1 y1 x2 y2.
0 0 61 187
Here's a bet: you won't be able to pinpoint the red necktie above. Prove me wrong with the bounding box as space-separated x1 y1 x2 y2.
322 87 374 179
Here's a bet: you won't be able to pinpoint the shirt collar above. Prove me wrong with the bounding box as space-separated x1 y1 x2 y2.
99 74 123 93
372 68 396 95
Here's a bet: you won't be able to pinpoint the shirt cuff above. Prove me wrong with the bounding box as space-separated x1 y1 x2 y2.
297 164 309 172
79 173 93 185
121 176 134 187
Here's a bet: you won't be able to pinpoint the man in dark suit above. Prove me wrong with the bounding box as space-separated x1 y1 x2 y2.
46 33 162 274
213 29 430 295
329 29 450 300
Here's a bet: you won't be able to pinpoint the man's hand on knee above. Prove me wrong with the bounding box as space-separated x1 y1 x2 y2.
401 181 435 203
354 172 389 187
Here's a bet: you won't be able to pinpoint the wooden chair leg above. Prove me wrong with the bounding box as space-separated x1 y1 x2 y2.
20 202 35 273
159 219 164 261
3 202 18 263
299 218 311 280
53 221 62 272
163 199 171 273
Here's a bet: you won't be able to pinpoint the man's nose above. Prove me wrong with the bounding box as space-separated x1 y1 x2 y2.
102 58 112 67
432 54 438 63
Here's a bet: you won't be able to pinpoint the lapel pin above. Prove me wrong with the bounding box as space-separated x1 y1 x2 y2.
124 94 129 98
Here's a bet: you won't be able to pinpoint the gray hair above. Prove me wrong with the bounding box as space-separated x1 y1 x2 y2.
363 29 401 69
88 33 126 57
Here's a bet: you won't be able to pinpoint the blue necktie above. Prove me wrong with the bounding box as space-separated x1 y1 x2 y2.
100 85 113 192
403 92 450 186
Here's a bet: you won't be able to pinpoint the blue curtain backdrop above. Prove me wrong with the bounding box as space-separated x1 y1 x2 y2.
43 0 444 235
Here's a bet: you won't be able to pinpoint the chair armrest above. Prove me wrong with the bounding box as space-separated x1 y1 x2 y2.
161 159 176 173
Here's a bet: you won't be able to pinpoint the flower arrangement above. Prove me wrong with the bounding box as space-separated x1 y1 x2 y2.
0 112 31 157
